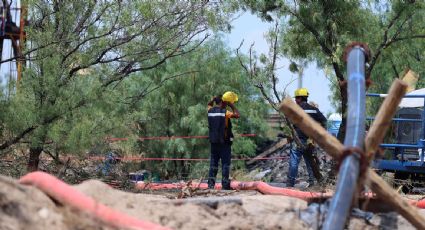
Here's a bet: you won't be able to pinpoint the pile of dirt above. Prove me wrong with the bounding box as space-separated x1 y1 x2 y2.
0 175 118 230
1 173 423 230
74 180 308 229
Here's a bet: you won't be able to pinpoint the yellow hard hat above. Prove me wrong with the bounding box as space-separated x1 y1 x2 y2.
222 91 238 103
294 88 309 97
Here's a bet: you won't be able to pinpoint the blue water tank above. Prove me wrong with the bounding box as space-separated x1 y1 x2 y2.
327 113 342 137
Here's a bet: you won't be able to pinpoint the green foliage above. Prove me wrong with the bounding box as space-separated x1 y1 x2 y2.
131 38 270 178
236 0 425 120
0 1 232 161
289 62 299 73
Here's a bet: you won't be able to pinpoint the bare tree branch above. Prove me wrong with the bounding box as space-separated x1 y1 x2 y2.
124 70 200 105
270 21 282 104
368 4 412 75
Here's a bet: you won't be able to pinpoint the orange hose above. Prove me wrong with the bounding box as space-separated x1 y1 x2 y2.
136 181 425 208
136 181 333 201
19 172 169 230
409 199 425 209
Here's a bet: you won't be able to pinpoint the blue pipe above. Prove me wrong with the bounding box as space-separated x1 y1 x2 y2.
380 143 422 148
366 117 422 122
367 93 425 98
322 46 366 230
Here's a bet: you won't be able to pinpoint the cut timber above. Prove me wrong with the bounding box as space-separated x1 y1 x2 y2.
247 138 287 165
279 99 344 157
401 69 419 93
365 79 407 161
369 172 425 229
363 80 425 228
278 87 425 229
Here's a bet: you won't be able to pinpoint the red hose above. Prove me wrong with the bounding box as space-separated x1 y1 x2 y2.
136 181 425 208
409 199 425 209
19 172 169 230
136 181 333 201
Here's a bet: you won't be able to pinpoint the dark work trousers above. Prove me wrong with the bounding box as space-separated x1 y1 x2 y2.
208 142 231 189
287 139 315 187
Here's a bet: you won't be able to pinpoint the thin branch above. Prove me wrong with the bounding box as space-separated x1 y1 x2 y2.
0 126 36 150
125 70 200 105
390 58 399 78
368 4 411 74
235 40 278 111
270 21 281 103
102 33 209 87
388 34 425 43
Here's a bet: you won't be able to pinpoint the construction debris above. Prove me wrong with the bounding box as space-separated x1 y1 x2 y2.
247 138 288 165
247 139 332 187
280 79 425 230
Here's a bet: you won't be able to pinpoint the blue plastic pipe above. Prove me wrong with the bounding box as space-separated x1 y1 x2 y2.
322 46 366 230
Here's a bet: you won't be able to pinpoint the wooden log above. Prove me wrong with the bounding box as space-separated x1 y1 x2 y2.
368 172 425 228
363 80 425 227
247 138 288 165
401 69 419 93
365 79 407 161
279 98 345 158
279 96 425 229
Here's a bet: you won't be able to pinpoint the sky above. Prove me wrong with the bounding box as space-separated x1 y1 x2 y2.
223 12 335 115
0 9 335 115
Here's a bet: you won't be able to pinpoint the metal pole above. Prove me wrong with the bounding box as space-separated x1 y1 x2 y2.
421 97 425 162
322 46 367 230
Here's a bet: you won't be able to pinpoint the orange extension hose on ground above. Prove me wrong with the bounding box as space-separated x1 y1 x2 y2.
19 172 169 230
136 180 425 208
136 181 333 201
410 199 425 209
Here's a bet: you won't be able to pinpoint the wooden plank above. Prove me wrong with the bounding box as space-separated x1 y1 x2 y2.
365 79 407 161
279 93 425 229
247 138 288 165
401 69 419 93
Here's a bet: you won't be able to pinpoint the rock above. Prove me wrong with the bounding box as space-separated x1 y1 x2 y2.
253 169 271 180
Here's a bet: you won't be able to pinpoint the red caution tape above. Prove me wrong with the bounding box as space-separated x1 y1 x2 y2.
106 133 256 142
87 156 289 162
19 155 288 163
135 181 332 201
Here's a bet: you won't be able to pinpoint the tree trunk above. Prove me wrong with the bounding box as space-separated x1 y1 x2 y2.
328 83 348 181
337 84 348 143
27 146 43 172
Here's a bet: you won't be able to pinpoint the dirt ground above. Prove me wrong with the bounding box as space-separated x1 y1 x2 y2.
1 142 425 229
1 174 423 230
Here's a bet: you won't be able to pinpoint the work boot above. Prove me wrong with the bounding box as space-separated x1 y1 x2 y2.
207 179 215 189
222 179 232 190
285 178 295 187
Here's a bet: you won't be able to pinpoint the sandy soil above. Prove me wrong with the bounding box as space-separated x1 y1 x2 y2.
2 174 424 230
0 175 118 230
74 180 308 230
